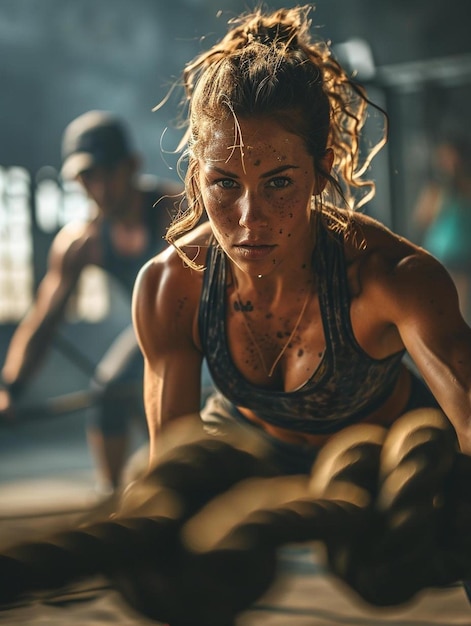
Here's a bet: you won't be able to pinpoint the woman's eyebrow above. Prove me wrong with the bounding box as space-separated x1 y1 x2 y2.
207 165 240 178
260 164 299 179
207 164 299 178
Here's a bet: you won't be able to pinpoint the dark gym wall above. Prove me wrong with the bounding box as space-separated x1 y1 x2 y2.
1 0 470 180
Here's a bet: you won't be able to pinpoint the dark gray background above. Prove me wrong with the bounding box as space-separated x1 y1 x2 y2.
1 0 470 178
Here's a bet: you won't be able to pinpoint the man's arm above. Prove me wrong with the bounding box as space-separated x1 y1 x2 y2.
1 224 88 394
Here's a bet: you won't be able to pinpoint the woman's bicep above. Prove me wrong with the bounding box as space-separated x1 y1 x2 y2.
143 348 202 434
132 256 202 443
132 259 161 358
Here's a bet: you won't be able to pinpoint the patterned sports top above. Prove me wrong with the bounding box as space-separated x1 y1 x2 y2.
198 221 406 435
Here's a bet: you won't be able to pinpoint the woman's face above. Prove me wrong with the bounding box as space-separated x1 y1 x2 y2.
198 116 328 277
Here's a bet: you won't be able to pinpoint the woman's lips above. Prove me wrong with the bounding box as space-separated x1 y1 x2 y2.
233 243 276 260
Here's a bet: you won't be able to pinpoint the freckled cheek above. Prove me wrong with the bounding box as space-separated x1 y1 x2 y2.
206 201 237 240
208 211 234 235
204 190 230 217
272 197 310 239
271 197 298 221
205 187 246 228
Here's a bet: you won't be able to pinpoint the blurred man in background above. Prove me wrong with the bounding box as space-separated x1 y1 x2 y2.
0 110 183 495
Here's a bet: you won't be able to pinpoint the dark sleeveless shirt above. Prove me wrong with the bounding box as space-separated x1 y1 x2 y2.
198 223 406 435
100 189 167 295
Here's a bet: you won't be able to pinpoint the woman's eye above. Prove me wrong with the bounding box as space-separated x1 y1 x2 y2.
268 176 291 189
216 178 238 189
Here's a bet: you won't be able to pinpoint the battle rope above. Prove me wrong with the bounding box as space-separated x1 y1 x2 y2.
0 408 470 626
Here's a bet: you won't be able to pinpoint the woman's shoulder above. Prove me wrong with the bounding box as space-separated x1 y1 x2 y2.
328 209 440 285
341 210 451 294
174 220 214 260
134 222 212 312
142 221 212 267
132 249 203 353
338 210 415 255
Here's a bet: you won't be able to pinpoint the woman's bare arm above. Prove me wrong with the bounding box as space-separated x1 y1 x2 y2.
132 249 204 461
379 248 471 453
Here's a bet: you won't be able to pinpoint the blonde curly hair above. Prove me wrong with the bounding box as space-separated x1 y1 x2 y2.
162 5 387 268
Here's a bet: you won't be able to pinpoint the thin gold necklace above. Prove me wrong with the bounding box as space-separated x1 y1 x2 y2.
232 273 311 378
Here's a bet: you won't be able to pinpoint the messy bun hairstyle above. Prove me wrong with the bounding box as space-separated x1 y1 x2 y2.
163 5 387 266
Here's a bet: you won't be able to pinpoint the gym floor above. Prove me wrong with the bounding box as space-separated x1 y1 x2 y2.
0 409 99 519
0 288 139 511
0 407 148 518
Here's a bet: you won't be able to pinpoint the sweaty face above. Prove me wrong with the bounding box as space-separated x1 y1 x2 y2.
198 116 321 277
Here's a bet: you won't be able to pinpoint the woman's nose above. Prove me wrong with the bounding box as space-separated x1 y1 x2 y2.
238 192 268 228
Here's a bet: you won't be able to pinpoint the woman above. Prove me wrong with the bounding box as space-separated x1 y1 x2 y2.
132 5 471 474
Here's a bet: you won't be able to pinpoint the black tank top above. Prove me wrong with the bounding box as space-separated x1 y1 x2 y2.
100 189 167 295
198 222 406 435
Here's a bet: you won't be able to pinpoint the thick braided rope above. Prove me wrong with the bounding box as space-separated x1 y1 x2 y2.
0 434 273 611
0 409 469 625
325 408 460 605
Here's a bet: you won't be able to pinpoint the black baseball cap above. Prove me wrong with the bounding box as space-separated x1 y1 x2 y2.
61 110 133 179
